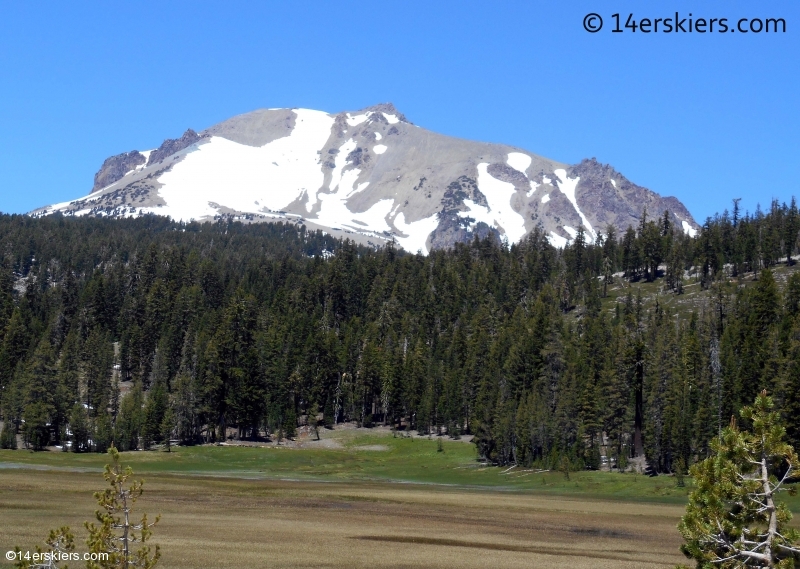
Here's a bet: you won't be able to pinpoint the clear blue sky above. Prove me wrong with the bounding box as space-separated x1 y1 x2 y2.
0 0 797 222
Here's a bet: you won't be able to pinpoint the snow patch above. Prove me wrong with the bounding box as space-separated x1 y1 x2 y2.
48 153 159 212
313 140 393 237
548 231 568 249
346 180 370 197
542 176 552 185
541 194 550 204
346 113 369 126
393 212 439 254
338 169 362 198
475 163 528 244
153 108 334 221
138 150 152 168
562 225 577 239
507 152 531 175
383 113 400 124
374 132 382 141
347 182 370 197
347 199 393 232
682 220 698 237
373 144 387 154
610 179 617 188
48 199 78 212
457 199 494 228
323 138 359 208
527 181 540 198
553 169 596 242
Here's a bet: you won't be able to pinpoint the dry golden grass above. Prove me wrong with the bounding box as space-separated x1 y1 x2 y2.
0 468 687 568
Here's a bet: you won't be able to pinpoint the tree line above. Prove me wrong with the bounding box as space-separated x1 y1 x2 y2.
0 200 799 474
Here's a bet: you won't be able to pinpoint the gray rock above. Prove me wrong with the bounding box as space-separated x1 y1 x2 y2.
92 151 145 192
33 105 700 254
147 129 205 166
567 158 696 235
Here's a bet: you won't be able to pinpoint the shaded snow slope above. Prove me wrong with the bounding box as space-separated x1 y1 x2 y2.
476 163 527 243
553 169 596 242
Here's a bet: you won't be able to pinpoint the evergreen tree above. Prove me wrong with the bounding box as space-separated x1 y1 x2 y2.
0 418 17 449
142 381 167 449
160 406 174 452
85 448 161 569
70 403 91 453
115 387 144 452
678 391 800 568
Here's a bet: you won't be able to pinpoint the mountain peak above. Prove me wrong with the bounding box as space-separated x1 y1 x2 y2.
352 102 410 124
32 106 698 253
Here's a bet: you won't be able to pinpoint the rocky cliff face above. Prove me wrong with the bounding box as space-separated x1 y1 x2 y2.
429 176 501 250
567 158 697 237
92 151 146 192
147 129 205 166
33 104 699 253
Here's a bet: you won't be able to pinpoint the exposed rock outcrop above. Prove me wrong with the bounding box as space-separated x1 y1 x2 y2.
147 129 205 166
567 158 696 234
361 102 411 124
487 163 529 191
33 105 700 254
429 176 499 249
92 151 146 192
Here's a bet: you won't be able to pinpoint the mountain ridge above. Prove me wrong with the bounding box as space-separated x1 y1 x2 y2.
32 104 699 253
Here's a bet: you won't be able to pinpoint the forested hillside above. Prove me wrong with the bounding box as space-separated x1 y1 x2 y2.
1 199 799 475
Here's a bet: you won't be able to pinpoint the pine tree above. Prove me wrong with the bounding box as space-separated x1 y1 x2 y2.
12 526 74 569
283 407 297 440
115 387 144 452
22 402 51 451
142 381 167 449
678 391 800 568
13 448 160 569
308 402 320 441
171 373 197 444
83 328 113 417
94 413 114 454
160 406 174 452
777 318 800 451
784 197 799 265
85 447 161 569
70 403 91 453
323 398 334 430
1 418 17 449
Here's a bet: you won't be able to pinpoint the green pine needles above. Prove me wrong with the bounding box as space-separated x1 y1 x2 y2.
14 447 160 569
678 390 800 568
85 447 160 569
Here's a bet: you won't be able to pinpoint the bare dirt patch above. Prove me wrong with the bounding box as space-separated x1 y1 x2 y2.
351 444 390 451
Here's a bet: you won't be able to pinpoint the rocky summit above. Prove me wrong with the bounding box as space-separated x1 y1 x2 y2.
32 104 698 254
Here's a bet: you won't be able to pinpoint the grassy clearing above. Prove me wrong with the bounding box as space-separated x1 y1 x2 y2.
0 469 688 569
0 429 701 504
2 429 799 568
598 259 800 323
6 427 798 510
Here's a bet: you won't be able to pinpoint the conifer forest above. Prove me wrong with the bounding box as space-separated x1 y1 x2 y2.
2 200 800 475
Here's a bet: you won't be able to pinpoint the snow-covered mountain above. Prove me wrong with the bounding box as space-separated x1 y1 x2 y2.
31 103 698 253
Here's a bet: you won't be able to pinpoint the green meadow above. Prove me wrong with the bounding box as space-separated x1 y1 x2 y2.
3 429 800 569
3 427 785 507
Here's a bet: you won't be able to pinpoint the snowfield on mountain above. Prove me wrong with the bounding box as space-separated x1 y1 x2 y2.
32 103 698 253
